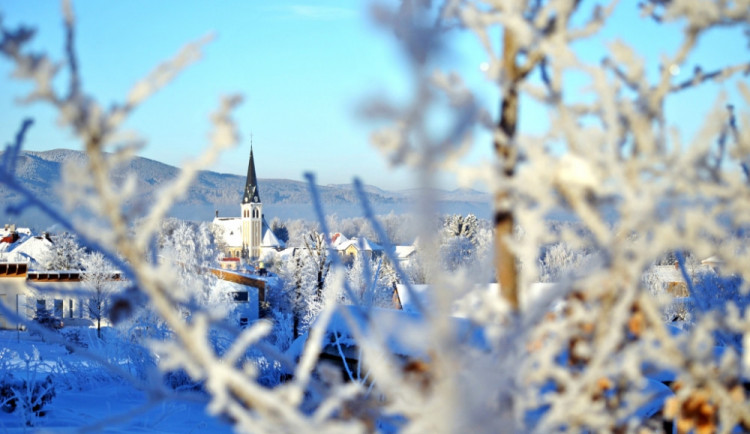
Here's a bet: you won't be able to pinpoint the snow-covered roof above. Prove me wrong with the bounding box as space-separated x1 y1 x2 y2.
7 236 52 266
650 265 685 283
0 251 28 263
395 282 561 316
276 247 298 261
336 237 382 252
701 256 723 266
330 233 349 248
394 245 416 259
212 217 242 247
285 305 427 361
0 233 27 252
286 304 488 363
261 221 285 249
395 284 431 314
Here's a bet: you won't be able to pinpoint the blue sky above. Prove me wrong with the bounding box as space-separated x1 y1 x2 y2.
0 1 747 191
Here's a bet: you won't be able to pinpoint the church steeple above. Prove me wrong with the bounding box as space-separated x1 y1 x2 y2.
241 137 263 260
242 140 260 204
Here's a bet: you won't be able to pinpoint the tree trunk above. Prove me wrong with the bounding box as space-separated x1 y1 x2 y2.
494 29 521 310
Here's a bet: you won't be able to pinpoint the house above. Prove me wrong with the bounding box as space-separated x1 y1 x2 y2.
335 237 382 261
0 266 123 329
394 245 417 262
218 257 240 271
208 267 277 324
0 234 53 268
212 278 261 327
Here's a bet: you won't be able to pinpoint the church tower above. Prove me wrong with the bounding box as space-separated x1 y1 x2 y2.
241 142 262 260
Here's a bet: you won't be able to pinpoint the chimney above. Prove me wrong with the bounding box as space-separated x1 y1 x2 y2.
215 209 219 218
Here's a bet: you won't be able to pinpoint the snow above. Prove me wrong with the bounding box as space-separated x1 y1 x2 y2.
395 282 560 315
650 265 685 284
330 233 349 248
0 330 231 432
212 217 285 249
394 284 431 314
43 386 232 432
0 236 52 266
286 304 429 361
213 279 260 321
394 245 416 260
212 217 242 248
261 224 284 248
276 247 297 261
335 237 382 252
286 304 489 363
700 255 723 266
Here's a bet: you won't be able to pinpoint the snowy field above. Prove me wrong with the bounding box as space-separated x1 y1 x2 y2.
0 329 230 432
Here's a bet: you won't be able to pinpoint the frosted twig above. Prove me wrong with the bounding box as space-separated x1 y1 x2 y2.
135 94 243 250
352 178 426 316
334 332 356 382
0 122 134 279
1 118 32 178
303 172 360 304
671 63 750 93
223 319 272 366
674 251 696 298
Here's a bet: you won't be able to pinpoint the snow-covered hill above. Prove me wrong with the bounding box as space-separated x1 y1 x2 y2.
0 149 491 227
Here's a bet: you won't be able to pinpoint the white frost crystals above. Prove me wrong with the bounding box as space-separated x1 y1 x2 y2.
1 0 750 432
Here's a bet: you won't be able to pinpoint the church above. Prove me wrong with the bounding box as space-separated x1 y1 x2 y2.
212 144 284 261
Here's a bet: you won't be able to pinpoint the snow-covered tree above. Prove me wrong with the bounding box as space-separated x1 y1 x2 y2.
344 254 394 308
302 231 330 302
440 235 475 272
1 1 749 432
39 232 85 271
443 213 478 245
276 245 327 339
159 220 220 307
284 219 320 247
538 242 599 283
81 251 118 338
269 217 289 244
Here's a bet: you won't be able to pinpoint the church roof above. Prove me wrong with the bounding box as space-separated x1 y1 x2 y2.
242 145 260 204
212 217 242 247
261 221 285 248
212 216 286 249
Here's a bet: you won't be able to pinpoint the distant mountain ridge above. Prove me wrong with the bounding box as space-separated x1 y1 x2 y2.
0 149 491 227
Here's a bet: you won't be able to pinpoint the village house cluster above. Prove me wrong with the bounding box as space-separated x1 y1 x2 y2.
0 142 711 334
0 143 422 331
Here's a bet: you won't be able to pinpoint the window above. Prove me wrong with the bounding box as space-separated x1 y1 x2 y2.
232 291 249 302
239 318 248 328
36 299 45 316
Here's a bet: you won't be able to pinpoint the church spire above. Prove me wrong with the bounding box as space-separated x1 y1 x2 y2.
242 137 260 204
